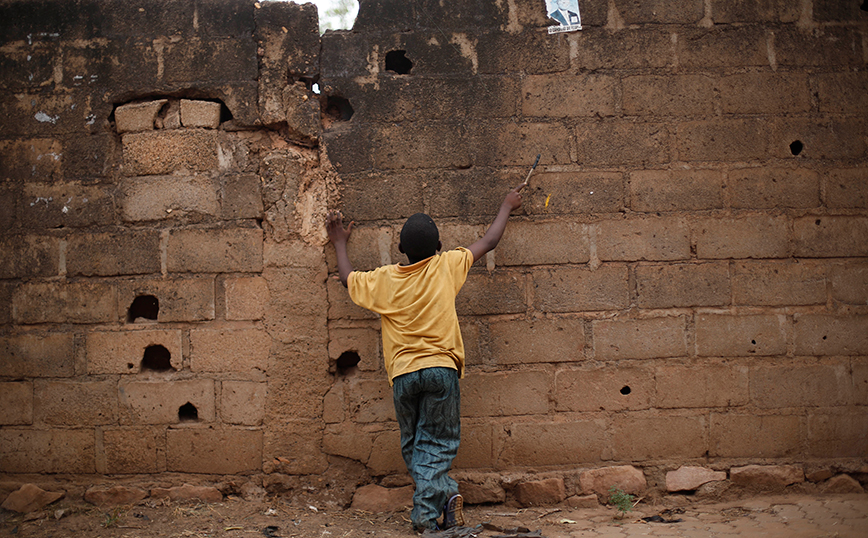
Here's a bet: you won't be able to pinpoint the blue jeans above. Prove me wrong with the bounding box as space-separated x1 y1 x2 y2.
392 367 461 530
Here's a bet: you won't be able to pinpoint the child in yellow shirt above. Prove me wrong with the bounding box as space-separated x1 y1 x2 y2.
327 184 524 532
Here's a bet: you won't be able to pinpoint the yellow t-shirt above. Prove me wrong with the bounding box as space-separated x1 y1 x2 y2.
347 247 474 385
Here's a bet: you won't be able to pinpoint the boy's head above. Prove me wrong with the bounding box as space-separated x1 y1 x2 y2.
399 213 441 262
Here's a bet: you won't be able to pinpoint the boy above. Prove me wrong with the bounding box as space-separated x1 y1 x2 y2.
326 183 525 532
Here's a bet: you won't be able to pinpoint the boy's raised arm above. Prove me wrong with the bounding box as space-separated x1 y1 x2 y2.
327 210 354 287
467 183 525 263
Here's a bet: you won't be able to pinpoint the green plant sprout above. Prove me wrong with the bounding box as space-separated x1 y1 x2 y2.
608 486 635 518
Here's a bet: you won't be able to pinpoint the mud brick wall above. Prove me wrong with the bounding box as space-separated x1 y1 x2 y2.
1 0 867 502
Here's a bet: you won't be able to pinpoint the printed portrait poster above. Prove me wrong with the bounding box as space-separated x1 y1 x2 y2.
545 0 582 34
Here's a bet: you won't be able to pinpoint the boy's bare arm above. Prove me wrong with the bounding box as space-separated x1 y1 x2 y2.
326 211 354 287
467 183 525 263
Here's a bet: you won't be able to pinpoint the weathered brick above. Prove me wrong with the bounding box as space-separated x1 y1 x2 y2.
793 216 868 258
180 100 221 129
14 281 116 324
167 428 262 474
729 168 820 209
730 464 805 488
265 267 328 319
0 333 75 378
575 121 671 167
476 30 570 75
224 276 268 321
118 277 215 323
594 316 688 360
20 182 115 229
189 328 271 373
424 169 530 219
415 76 519 121
454 423 496 469
574 28 674 70
710 414 801 458
102 428 159 474
264 420 328 474
462 371 550 417
555 365 655 412
328 278 377 321
794 314 868 356
612 414 707 460
0 282 11 326
366 429 403 474
615 0 704 23
114 100 167 133
323 423 373 463
534 266 629 313
710 0 800 23
629 169 724 212
596 216 690 262
825 168 868 209
0 235 59 279
220 381 266 426
771 117 867 160
489 318 584 364
0 184 18 232
816 72 868 115
264 239 324 268
497 220 589 266
337 172 424 222
579 465 647 496
456 271 527 316
33 380 117 426
751 362 850 408
526 172 624 215
719 73 811 115
677 26 768 69
87 329 183 375
498 421 606 466
221 173 263 219
732 260 826 306
167 227 263 273
775 26 863 67
696 314 787 357
325 224 392 273
693 216 789 259
807 411 868 458
344 378 394 423
67 230 161 276
371 122 470 170
0 382 33 426
475 121 573 167
323 384 345 424
122 130 221 176
119 379 215 425
0 429 95 474
522 74 617 118
118 175 220 222
656 362 749 408
622 75 715 117
328 327 380 373
830 263 868 305
636 263 730 308
0 138 62 181
514 477 566 507
677 119 769 162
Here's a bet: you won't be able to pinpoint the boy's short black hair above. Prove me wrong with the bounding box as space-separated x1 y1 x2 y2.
400 213 439 261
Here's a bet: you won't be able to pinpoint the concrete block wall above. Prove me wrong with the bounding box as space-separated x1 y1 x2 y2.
319 0 868 486
1 0 866 503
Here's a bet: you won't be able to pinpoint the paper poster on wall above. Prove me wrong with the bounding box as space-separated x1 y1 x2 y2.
545 0 582 34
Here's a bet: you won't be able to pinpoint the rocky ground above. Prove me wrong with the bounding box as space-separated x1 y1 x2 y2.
2 493 868 538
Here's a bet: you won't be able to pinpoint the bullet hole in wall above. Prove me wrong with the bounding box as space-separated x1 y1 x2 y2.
178 402 198 422
862 1 867 12
141 345 173 372
385 50 413 74
334 351 361 375
620 385 631 395
790 140 804 156
128 295 159 322
324 95 354 121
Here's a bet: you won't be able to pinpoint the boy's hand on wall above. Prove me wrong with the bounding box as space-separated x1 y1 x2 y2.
327 210 353 245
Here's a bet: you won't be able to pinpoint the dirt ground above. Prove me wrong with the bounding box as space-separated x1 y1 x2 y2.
2 493 867 538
